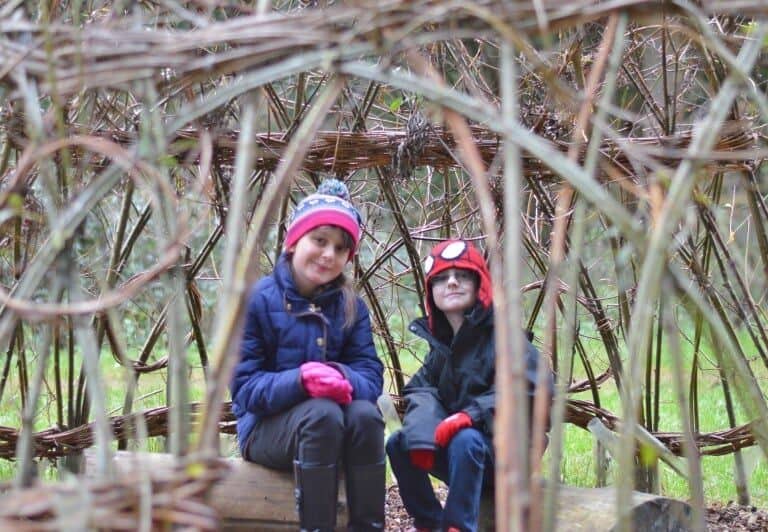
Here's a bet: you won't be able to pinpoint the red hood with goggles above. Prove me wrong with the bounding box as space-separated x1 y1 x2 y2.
423 239 492 333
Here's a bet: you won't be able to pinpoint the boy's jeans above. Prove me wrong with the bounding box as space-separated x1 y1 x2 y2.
386 428 494 532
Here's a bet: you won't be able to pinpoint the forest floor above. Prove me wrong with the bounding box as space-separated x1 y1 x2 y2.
384 484 768 531
705 502 768 531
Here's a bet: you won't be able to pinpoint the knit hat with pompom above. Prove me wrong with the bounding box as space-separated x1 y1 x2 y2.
283 179 363 260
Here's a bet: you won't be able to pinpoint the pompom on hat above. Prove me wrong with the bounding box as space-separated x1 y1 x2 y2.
283 179 363 260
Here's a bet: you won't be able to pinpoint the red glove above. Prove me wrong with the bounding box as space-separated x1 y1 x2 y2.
434 412 473 447
300 362 353 405
410 449 434 471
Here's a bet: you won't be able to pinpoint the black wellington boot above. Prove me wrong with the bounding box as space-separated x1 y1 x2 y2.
293 460 339 532
345 461 386 531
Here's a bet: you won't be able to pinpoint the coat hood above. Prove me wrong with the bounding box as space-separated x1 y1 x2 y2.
423 239 492 335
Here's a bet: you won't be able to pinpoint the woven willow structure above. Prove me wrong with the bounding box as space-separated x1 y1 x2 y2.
1 0 768 530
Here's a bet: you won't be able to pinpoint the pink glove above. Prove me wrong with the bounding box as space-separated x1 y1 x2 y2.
300 362 353 405
434 412 473 447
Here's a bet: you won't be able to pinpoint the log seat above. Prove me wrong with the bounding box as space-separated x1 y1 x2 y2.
82 450 347 531
83 450 693 531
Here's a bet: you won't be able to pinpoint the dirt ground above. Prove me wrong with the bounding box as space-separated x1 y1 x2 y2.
705 502 768 531
384 484 768 531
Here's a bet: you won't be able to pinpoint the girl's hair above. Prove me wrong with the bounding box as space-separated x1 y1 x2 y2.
339 273 358 330
335 228 358 329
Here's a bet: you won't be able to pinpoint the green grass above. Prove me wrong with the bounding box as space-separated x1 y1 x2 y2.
0 347 209 481
552 397 768 507
541 325 768 508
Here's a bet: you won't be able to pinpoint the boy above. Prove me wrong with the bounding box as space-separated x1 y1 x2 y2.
386 239 553 532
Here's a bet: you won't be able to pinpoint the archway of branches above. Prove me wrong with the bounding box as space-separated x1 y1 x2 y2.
0 0 767 529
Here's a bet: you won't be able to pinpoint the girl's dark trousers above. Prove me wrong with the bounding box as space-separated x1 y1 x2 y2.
246 398 385 532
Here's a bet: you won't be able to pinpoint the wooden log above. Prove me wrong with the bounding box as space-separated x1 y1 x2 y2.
84 451 692 531
478 484 692 531
554 485 692 531
81 450 348 531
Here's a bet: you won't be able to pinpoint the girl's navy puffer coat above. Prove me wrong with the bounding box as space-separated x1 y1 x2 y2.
230 254 383 455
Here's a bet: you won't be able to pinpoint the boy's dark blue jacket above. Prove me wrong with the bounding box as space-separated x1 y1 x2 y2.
230 253 384 455
400 304 553 450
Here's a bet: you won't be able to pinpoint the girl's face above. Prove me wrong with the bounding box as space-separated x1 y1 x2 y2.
288 225 350 297
430 268 478 315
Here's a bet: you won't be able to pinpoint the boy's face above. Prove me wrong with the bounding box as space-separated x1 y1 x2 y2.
430 268 478 315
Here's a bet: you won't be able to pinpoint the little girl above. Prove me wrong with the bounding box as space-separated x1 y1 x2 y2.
230 179 385 531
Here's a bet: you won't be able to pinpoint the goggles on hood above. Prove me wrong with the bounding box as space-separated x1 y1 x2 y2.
423 240 468 275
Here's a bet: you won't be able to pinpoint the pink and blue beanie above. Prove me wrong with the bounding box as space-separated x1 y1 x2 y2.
283 179 363 259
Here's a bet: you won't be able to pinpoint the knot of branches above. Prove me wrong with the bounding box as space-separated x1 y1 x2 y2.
595 315 615 334
392 111 429 180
